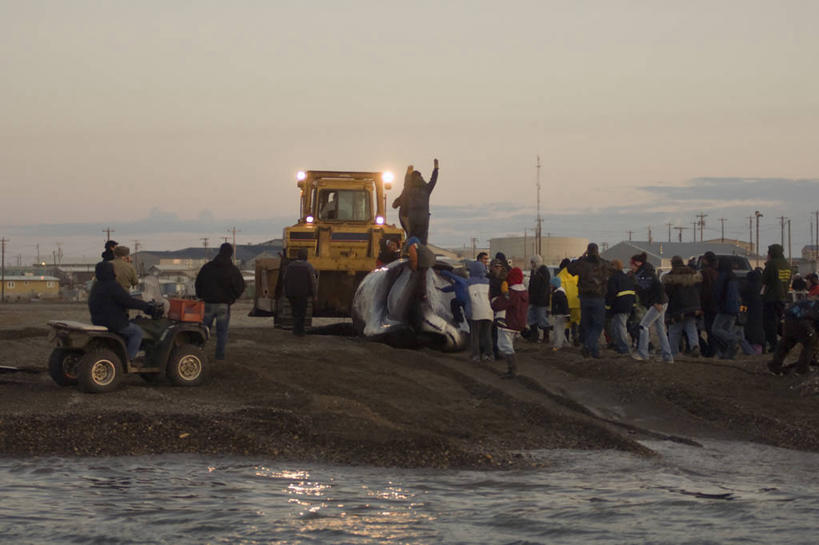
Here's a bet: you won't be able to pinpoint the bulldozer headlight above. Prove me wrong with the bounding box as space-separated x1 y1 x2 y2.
382 171 394 183
297 171 306 181
375 216 385 225
306 215 314 223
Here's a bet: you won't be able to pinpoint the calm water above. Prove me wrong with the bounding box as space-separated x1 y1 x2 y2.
2 440 818 544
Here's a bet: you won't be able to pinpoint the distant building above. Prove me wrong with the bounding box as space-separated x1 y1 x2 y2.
489 236 589 267
2 274 60 301
602 241 750 270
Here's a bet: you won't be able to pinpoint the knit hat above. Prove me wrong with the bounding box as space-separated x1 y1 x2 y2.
550 276 562 288
507 267 524 285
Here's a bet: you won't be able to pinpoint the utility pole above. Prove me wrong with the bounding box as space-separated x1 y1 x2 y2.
102 227 115 243
673 226 687 242
719 218 727 243
535 155 542 256
626 230 632 242
201 237 209 259
696 213 708 242
787 218 792 266
228 226 240 263
36 243 40 265
755 211 763 268
471 237 477 258
132 240 141 276
56 242 63 265
648 226 652 244
747 215 754 256
691 222 698 242
778 216 786 248
666 222 673 242
1 237 7 303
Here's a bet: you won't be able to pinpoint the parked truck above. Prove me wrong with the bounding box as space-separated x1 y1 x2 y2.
252 170 404 327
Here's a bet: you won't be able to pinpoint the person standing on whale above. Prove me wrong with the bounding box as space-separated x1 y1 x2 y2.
392 158 439 244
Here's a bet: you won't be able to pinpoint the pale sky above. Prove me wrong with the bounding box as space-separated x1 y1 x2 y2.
2 0 818 261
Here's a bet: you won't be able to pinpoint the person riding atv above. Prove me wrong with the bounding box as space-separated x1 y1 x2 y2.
89 260 155 361
48 261 210 393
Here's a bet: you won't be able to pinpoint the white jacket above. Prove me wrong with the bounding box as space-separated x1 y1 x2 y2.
467 283 494 321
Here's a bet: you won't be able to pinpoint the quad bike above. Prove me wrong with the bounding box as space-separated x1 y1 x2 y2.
47 303 210 393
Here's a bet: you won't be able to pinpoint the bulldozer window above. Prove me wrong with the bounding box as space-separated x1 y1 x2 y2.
317 190 371 221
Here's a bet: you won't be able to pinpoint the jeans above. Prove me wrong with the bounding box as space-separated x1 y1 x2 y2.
580 297 606 357
711 313 737 357
527 305 550 329
637 303 673 360
610 312 631 353
117 322 144 361
203 303 231 359
668 316 699 356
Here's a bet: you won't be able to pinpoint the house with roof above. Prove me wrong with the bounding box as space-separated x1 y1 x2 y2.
2 274 60 301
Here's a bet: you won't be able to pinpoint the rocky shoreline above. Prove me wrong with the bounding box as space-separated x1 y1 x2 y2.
1 302 818 468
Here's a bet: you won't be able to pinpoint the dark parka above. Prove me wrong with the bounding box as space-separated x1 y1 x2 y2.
742 268 765 345
283 258 318 298
605 269 636 315
88 261 152 332
528 265 552 307
762 244 792 303
662 264 702 320
632 262 667 307
195 253 245 304
714 265 741 315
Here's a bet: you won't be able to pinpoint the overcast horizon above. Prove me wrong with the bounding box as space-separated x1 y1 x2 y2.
2 1 818 263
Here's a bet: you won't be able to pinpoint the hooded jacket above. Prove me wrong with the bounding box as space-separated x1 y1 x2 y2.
528 261 552 307
392 168 438 213
195 252 246 304
606 269 636 315
662 264 702 319
632 262 667 307
466 260 493 321
88 261 152 331
282 258 318 298
557 266 580 311
762 244 791 302
491 270 529 331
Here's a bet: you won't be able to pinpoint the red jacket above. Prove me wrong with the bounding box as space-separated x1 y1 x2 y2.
491 285 529 331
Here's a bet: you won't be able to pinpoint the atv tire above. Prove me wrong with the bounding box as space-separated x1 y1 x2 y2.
77 349 123 393
48 348 81 387
166 344 207 387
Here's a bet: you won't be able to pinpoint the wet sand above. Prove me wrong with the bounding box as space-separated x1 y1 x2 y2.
1 301 818 468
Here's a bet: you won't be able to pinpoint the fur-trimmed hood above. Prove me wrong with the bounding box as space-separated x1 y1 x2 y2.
662 266 702 287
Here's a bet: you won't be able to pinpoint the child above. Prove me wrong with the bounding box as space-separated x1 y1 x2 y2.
491 267 529 378
550 276 570 351
467 260 494 361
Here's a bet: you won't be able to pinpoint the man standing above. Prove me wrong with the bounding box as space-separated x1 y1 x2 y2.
762 244 792 353
282 248 318 336
567 243 612 358
112 245 138 292
195 243 245 360
526 255 551 343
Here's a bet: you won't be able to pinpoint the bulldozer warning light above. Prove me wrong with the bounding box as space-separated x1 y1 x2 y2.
297 171 307 181
382 171 394 183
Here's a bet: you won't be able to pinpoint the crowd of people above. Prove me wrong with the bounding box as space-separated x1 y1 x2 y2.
453 241 815 378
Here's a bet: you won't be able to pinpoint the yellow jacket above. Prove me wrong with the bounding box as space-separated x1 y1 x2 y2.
558 267 580 310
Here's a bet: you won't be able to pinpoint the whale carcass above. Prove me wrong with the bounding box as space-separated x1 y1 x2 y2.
352 259 468 351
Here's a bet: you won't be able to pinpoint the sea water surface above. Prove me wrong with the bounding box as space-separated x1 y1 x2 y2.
2 440 818 544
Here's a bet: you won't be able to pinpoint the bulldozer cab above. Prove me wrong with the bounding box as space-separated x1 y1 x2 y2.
252 170 404 324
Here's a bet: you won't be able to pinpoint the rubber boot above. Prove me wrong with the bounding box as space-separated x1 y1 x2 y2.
502 354 517 379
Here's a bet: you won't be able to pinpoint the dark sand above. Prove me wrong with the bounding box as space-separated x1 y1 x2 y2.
1 301 817 468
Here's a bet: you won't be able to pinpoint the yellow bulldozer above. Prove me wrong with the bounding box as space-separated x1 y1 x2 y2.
252 170 404 327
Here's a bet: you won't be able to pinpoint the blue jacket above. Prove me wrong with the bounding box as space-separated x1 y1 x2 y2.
467 260 489 285
714 271 740 315
440 270 470 315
